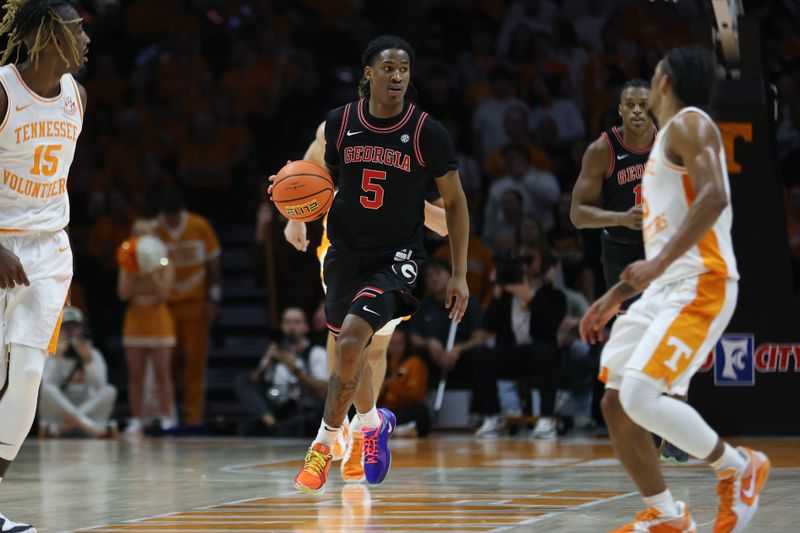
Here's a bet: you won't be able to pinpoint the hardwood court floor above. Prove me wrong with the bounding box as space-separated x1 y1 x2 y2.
3 436 799 532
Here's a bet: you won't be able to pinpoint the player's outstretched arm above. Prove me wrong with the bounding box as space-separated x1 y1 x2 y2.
436 170 470 323
620 113 728 291
570 138 642 230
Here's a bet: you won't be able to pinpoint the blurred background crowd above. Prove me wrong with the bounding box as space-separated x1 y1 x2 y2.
45 0 799 439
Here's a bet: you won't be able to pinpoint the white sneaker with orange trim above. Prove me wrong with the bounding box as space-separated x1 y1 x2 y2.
609 501 696 532
714 447 770 533
332 417 350 461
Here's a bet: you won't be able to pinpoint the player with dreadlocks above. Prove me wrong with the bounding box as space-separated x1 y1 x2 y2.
270 35 470 494
0 1 89 530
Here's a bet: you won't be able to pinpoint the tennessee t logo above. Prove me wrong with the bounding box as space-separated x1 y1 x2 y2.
664 336 693 372
717 121 753 174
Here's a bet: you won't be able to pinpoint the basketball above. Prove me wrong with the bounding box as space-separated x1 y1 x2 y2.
271 160 334 222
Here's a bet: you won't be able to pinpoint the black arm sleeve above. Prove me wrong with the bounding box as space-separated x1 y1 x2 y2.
421 116 458 178
323 106 346 169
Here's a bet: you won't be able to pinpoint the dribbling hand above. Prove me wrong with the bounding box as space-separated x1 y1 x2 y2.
445 275 469 323
267 160 291 199
0 244 30 289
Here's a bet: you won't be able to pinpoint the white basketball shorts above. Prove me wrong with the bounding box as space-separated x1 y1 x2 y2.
0 230 72 353
599 273 737 396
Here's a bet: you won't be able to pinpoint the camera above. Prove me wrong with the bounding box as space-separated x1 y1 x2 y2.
493 250 531 285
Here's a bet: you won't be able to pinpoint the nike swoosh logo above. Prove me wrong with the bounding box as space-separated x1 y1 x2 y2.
741 460 757 498
346 130 363 136
15 104 31 112
0 441 13 445
616 154 630 160
362 305 381 317
58 246 69 253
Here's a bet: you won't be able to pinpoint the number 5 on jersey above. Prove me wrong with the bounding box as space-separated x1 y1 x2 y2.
31 144 62 177
360 168 386 210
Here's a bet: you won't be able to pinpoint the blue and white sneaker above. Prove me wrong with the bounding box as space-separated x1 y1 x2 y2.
0 512 36 533
361 408 396 485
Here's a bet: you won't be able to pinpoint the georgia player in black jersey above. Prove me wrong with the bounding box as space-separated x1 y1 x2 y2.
570 79 689 465
571 79 655 298
270 35 469 495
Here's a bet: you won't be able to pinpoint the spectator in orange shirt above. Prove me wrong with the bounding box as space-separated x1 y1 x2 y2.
155 187 222 425
379 329 431 438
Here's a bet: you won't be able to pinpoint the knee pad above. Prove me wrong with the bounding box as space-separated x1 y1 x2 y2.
618 375 659 423
0 344 46 461
9 344 46 390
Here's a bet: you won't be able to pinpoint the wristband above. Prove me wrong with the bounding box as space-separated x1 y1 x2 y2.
209 285 222 303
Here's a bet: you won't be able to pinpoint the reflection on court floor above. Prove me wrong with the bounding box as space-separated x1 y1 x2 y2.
4 437 797 532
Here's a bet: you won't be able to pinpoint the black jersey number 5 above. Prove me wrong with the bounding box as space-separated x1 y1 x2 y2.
360 169 386 210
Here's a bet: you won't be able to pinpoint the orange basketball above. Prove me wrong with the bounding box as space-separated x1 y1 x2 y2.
271 160 334 222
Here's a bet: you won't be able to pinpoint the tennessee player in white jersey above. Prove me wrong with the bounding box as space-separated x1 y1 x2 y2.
580 47 769 533
281 120 447 483
0 2 89 531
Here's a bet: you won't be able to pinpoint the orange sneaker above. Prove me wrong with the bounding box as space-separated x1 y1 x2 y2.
341 428 365 483
714 447 770 533
332 419 349 461
610 501 697 532
293 443 332 494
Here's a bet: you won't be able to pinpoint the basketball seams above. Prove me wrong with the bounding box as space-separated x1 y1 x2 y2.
272 187 334 204
272 160 335 221
273 172 332 185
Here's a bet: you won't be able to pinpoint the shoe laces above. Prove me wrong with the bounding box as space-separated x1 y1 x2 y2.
302 448 328 477
717 476 736 517
634 507 662 522
361 430 379 464
346 435 363 465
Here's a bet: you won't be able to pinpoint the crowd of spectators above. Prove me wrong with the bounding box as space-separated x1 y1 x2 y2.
53 0 797 438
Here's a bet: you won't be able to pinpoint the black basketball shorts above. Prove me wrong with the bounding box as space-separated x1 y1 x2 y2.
323 247 421 337
600 231 645 310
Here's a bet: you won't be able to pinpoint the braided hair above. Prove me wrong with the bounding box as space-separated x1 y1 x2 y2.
358 34 418 101
0 0 82 67
663 47 717 108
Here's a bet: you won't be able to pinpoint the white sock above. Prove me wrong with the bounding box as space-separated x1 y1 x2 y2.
313 420 340 449
643 489 679 517
349 415 362 436
357 406 381 430
710 443 748 478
